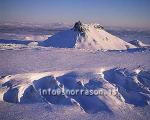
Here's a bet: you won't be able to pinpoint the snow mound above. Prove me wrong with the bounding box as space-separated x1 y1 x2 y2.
0 68 150 113
41 21 136 50
28 41 38 46
129 40 150 48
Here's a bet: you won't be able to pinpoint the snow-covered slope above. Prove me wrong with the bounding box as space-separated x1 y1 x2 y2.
41 21 136 50
1 68 150 113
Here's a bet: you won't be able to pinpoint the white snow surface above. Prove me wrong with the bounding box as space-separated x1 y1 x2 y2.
0 22 150 120
0 45 150 120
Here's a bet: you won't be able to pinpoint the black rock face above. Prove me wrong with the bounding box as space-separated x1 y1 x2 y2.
94 24 104 29
73 21 86 33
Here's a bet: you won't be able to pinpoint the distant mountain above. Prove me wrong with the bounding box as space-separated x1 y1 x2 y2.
41 21 136 50
0 21 70 30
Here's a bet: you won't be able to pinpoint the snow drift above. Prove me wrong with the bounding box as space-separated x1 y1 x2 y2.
41 21 136 50
1 68 150 113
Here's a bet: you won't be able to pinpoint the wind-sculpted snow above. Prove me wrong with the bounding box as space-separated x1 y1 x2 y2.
0 68 150 113
104 68 150 106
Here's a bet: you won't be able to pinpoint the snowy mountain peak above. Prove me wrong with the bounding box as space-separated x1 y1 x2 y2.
41 22 136 50
73 21 86 32
73 21 104 33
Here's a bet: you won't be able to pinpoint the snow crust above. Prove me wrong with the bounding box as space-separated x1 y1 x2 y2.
1 68 150 113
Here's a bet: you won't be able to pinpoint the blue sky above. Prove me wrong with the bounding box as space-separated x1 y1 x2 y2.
0 0 150 28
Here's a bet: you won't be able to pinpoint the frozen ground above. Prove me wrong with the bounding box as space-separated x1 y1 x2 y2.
0 47 150 75
0 101 150 120
0 23 150 120
0 46 150 120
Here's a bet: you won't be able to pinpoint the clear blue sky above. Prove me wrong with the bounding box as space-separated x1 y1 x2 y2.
0 0 150 28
